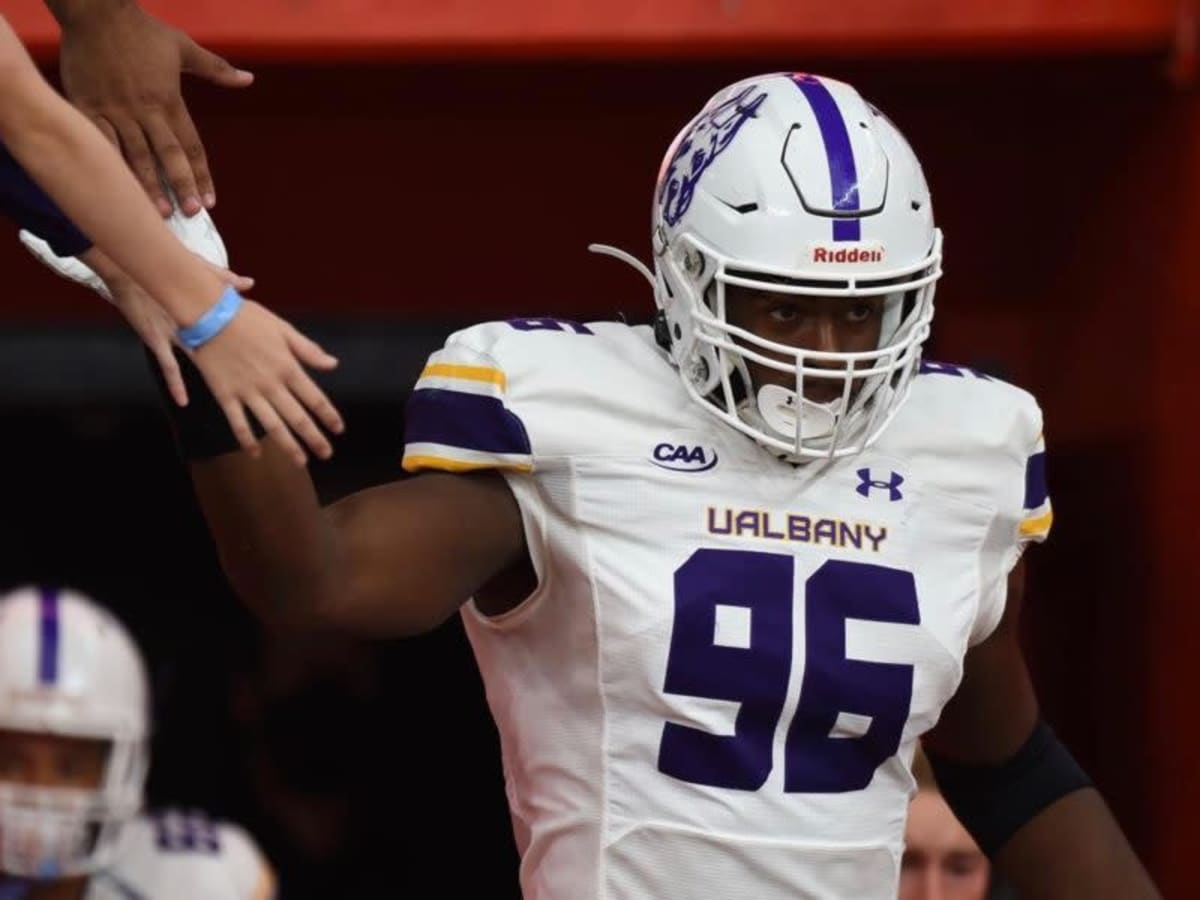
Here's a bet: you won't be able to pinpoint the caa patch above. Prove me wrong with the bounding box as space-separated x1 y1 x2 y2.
652 443 719 473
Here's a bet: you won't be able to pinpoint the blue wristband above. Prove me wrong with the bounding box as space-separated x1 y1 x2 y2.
177 285 243 351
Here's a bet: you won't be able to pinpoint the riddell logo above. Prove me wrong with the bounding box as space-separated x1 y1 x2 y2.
810 243 886 264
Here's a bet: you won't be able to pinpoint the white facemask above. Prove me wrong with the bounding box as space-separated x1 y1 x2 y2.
0 785 120 879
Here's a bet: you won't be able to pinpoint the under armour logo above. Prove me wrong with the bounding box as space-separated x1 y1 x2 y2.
856 468 904 502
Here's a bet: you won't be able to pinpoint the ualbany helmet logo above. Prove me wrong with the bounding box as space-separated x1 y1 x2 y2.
652 443 719 473
809 242 886 264
658 84 768 228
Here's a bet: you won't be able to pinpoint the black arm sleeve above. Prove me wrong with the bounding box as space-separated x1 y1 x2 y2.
926 720 1094 857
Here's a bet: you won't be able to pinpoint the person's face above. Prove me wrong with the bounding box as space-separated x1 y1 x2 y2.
0 729 108 791
900 790 990 900
723 286 885 405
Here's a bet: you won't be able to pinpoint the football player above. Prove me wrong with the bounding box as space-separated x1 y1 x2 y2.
58 72 1157 898
0 586 275 899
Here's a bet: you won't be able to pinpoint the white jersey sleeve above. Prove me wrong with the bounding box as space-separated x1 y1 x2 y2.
400 317 660 608
100 811 275 900
401 322 537 475
978 406 1052 644
982 375 1052 645
210 822 275 900
401 317 667 476
1018 430 1053 544
898 361 1053 644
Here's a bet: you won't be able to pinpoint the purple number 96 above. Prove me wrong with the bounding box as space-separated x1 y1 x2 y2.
657 549 919 793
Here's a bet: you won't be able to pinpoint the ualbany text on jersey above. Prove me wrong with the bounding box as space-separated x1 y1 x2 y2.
706 506 888 552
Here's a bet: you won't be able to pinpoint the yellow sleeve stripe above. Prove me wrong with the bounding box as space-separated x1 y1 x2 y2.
402 454 533 474
1019 508 1054 537
419 363 507 390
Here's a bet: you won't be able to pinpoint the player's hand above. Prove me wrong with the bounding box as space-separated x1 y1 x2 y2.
190 300 344 465
57 2 253 217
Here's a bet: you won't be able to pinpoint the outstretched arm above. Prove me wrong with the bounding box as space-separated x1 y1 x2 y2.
189 436 528 637
924 559 1159 899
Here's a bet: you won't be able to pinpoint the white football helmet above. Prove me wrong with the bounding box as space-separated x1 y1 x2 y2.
632 72 942 460
0 586 150 879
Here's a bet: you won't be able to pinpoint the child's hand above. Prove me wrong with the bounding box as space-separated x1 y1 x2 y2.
19 196 345 465
18 230 251 411
189 298 343 464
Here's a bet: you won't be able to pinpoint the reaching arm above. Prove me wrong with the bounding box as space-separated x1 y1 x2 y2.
923 559 1159 899
0 13 222 325
189 439 529 637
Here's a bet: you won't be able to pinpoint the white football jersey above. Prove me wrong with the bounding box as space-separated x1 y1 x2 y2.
0 811 273 900
402 320 1052 900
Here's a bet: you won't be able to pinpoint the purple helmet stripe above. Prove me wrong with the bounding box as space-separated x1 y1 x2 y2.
38 587 60 684
791 74 862 242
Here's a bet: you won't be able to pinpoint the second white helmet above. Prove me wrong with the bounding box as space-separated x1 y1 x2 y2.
0 586 150 878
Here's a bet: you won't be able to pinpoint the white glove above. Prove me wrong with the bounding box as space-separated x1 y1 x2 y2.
19 229 112 298
18 188 230 301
